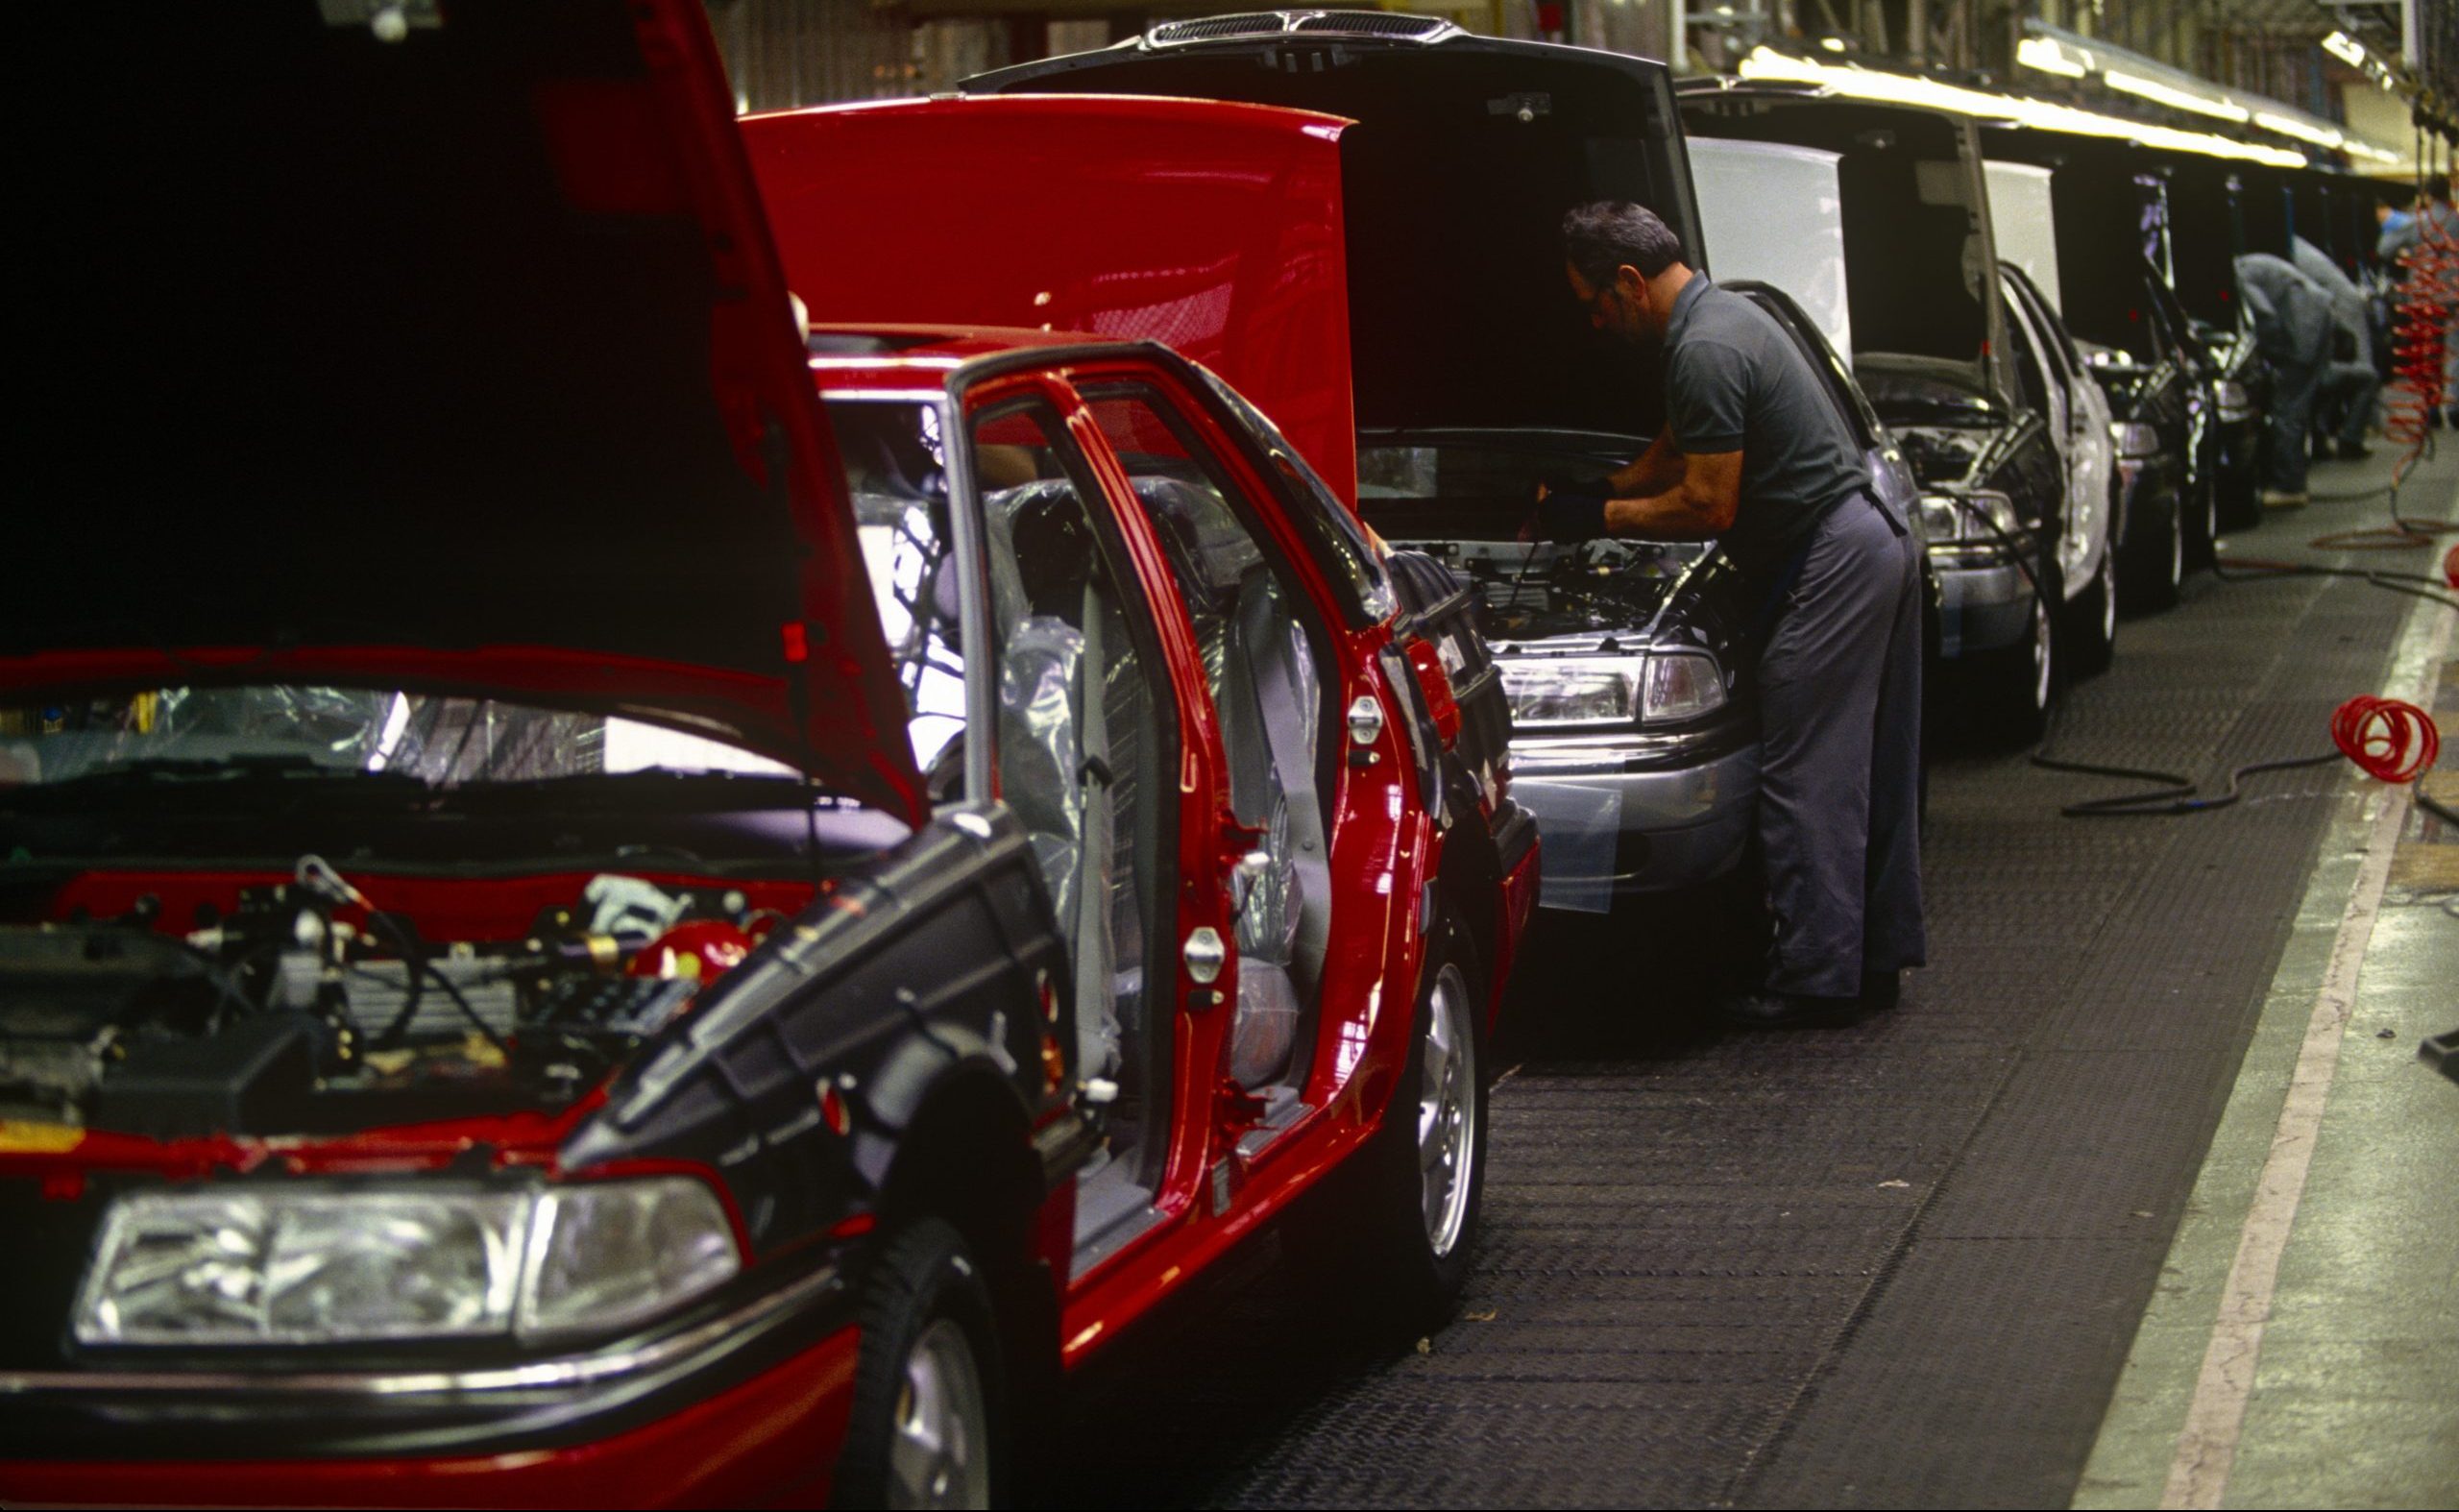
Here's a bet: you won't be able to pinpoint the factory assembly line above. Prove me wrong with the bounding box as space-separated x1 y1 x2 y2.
2 4 2454 1508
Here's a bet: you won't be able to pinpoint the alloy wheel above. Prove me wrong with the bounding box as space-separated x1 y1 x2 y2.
2030 589 2056 712
1418 962 1477 1259
2098 550 2118 646
887 1318 992 1510
2166 500 2184 593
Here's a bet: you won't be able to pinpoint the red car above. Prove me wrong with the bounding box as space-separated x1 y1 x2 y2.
1 2 1532 1507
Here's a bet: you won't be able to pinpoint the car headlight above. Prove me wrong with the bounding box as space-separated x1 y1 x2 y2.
74 1178 740 1347
1918 490 2019 544
1500 651 1723 726
1502 656 1642 726
1641 650 1726 722
2109 421 2161 458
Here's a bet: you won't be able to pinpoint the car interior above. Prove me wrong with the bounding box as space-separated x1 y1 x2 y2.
958 402 1185 1256
1080 387 1337 1126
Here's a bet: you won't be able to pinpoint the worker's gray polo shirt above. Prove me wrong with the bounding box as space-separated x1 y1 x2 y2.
1664 275 1872 575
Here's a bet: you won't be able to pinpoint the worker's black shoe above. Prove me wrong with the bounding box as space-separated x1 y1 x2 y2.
2335 439 2375 462
1717 989 1865 1029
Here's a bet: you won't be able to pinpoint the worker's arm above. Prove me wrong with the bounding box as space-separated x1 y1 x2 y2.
1604 449 1741 539
1605 425 1683 498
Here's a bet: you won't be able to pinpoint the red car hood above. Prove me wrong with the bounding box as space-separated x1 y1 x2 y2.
745 96 1360 503
8 0 921 824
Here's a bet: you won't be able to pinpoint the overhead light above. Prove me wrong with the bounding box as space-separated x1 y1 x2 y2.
1820 37 1846 53
2322 31 2368 70
2252 111 2344 150
1734 48 2308 170
2017 37 2089 80
2104 67 2251 123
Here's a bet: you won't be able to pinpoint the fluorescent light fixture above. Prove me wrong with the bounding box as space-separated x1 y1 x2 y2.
1820 37 1846 53
1734 48 2308 169
2322 31 2367 69
2252 110 2344 149
2104 67 2251 123
2017 37 2089 80
2345 140 2404 164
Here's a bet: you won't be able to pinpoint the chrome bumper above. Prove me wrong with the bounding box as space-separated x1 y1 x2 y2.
1509 734 1761 906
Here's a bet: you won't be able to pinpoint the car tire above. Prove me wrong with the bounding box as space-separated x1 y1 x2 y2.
2120 489 2184 613
1291 914 1488 1334
1980 561 2058 745
834 1219 1004 1512
2065 546 2118 680
2184 475 2222 569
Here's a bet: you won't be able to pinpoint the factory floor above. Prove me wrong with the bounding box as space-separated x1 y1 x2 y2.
1033 440 2459 1510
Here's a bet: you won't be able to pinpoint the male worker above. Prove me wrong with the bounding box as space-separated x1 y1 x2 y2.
2235 251 2377 503
1529 202 1924 1027
2290 235 2379 458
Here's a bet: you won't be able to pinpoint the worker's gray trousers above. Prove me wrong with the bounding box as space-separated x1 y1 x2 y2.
1756 493 1928 999
2266 356 2381 492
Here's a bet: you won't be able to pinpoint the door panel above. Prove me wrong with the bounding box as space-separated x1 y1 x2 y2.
1077 383 1338 1098
953 378 1191 1248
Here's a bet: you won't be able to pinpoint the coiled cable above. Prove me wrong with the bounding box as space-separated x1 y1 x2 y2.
2033 696 2447 820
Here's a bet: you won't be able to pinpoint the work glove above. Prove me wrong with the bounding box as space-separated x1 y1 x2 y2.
1525 476 1612 543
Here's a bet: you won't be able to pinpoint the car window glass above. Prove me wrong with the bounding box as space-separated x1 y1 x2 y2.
1193 366 1395 625
825 400 966 777
964 399 1169 1133
2007 275 2073 386
1758 296 1872 450
1082 384 1333 1094
2001 289 2053 417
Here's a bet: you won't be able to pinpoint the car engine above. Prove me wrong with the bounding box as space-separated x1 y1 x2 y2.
0 858 773 1137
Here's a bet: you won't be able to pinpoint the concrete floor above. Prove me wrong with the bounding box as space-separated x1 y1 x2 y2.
2078 530 2459 1512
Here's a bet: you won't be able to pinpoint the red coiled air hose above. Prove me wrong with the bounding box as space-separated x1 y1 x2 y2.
2384 171 2456 476
2332 695 2442 784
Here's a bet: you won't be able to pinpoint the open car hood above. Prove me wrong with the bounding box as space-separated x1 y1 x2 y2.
744 94 1359 501
7 0 921 824
1678 85 2012 409
967 23 1703 489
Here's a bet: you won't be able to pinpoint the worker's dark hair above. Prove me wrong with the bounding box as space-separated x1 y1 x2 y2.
2429 179 2454 205
1562 201 1686 285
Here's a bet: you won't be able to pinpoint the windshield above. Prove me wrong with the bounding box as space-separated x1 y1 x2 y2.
0 687 794 790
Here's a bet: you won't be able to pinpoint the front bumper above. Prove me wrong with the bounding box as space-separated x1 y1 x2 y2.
0 1262 858 1509
1932 551 2034 660
1509 727 1760 903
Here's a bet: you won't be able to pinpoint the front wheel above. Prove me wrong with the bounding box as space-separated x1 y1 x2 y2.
2186 476 2221 568
2064 547 2118 680
1972 564 2058 746
1291 915 1488 1332
835 1219 1003 1512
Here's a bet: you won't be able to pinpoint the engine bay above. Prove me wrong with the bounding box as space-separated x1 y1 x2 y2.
1380 536 1709 645
0 859 811 1139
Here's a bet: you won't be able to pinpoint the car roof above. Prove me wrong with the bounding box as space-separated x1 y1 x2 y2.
802 324 1148 394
